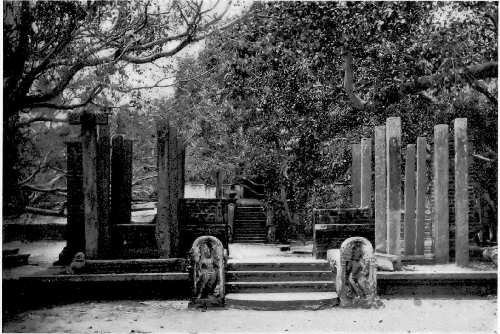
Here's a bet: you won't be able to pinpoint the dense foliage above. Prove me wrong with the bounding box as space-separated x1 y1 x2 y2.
170 1 497 240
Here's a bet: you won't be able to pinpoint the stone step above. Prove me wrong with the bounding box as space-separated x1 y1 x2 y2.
81 258 188 274
226 281 335 293
233 228 266 233
233 227 266 232
232 234 267 238
225 292 339 310
227 261 331 272
235 211 266 216
233 227 266 231
232 239 267 243
236 206 265 210
234 216 266 221
234 219 267 223
235 221 266 225
233 233 266 240
227 270 334 282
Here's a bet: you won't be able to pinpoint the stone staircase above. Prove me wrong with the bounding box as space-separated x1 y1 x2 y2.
232 204 267 243
225 260 338 310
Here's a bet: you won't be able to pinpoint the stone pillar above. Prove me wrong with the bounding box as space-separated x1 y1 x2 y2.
454 118 469 266
351 143 361 207
178 141 186 199
81 112 100 258
228 203 235 242
111 134 133 225
404 144 416 255
415 137 427 255
169 126 180 255
97 124 111 258
156 119 172 257
433 124 450 263
360 138 372 208
374 126 387 253
386 117 401 255
58 139 85 264
215 169 223 199
156 120 181 257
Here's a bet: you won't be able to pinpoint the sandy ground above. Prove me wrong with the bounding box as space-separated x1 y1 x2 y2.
2 297 497 333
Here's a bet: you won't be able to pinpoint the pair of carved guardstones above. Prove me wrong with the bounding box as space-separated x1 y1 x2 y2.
188 235 381 309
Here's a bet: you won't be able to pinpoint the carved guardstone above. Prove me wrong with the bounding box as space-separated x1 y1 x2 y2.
336 237 381 308
188 236 225 308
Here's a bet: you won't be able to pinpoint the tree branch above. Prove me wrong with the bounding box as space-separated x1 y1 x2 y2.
344 53 498 110
117 66 216 92
26 84 102 110
24 62 85 104
19 151 51 185
342 50 366 110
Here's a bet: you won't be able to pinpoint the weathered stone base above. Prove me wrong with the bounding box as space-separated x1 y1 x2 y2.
188 296 225 309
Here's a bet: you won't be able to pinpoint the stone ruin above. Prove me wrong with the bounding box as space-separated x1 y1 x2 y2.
335 237 381 308
188 236 225 308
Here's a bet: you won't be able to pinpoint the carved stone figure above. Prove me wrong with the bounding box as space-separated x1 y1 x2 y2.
335 237 381 308
66 252 85 274
188 236 225 308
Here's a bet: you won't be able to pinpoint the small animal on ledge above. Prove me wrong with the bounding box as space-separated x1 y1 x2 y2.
66 252 85 274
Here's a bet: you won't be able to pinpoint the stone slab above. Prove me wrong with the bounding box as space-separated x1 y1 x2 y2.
225 292 339 310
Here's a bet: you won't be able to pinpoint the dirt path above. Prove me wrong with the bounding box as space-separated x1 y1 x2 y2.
3 297 497 333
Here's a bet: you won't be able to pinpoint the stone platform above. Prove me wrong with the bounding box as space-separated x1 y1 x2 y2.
2 241 497 314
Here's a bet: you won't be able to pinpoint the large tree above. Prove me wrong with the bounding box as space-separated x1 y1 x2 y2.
3 0 240 214
170 1 497 240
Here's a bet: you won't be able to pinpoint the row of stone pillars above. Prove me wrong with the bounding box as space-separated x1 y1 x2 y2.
351 117 469 265
62 111 133 262
61 111 185 262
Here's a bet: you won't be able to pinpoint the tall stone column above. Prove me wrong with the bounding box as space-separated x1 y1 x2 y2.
404 144 416 255
111 134 133 225
454 119 469 266
433 124 450 263
57 138 85 264
415 137 427 255
80 112 100 258
360 138 372 208
374 126 387 253
351 143 361 207
97 124 111 258
386 117 401 255
156 119 172 257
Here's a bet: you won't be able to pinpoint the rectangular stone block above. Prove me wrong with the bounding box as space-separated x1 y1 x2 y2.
404 144 416 255
351 143 361 207
374 126 387 253
433 124 450 263
386 117 402 255
415 137 427 255
360 138 372 208
454 118 469 266
81 115 99 259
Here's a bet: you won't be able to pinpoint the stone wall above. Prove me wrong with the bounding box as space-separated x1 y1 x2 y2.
313 208 374 259
178 199 234 256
